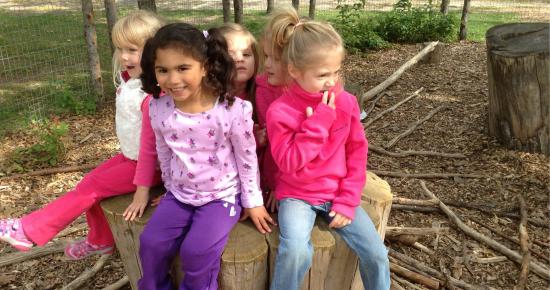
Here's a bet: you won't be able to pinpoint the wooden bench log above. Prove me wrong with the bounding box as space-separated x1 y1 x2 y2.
101 171 392 290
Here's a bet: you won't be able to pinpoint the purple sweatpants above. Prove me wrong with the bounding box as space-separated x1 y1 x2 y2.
138 192 242 290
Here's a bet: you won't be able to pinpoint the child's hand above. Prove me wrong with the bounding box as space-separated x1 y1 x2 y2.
253 124 267 147
328 210 352 229
123 186 150 221
265 190 278 212
306 91 336 117
240 206 277 234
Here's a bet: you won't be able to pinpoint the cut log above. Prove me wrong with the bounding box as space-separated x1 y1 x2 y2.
486 23 550 155
100 171 392 289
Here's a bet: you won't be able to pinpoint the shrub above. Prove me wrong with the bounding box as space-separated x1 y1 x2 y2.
331 0 389 52
9 119 69 171
375 0 457 43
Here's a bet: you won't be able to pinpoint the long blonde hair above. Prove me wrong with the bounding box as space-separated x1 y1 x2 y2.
266 7 344 71
111 10 164 85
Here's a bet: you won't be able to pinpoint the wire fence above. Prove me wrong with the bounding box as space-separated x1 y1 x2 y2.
0 0 548 130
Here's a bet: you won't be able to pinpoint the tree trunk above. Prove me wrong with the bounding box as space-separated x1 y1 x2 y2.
222 0 230 22
292 0 300 10
486 23 550 155
103 0 117 55
440 0 450 14
308 0 316 19
137 0 156 12
266 0 274 14
459 0 470 40
81 0 103 99
233 0 243 24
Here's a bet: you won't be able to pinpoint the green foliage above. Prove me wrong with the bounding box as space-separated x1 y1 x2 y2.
9 119 69 171
332 0 389 53
375 0 457 43
50 78 97 115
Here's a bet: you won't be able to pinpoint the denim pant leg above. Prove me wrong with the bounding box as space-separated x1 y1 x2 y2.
330 206 390 290
270 198 317 290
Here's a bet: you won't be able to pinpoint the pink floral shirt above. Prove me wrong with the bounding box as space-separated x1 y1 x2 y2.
149 95 264 208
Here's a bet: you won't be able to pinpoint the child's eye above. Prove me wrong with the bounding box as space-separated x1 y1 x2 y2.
156 68 167 74
178 66 189 72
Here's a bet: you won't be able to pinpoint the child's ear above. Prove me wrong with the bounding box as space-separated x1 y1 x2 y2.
287 64 301 80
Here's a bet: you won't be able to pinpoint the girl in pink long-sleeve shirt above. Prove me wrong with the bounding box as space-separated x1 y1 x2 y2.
0 11 164 260
266 8 390 290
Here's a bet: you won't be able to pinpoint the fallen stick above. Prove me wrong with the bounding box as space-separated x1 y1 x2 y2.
412 242 436 255
469 217 550 264
386 226 448 236
389 249 496 290
470 256 508 263
392 197 439 206
369 170 487 179
364 87 424 128
389 256 443 285
391 204 439 213
391 273 426 290
390 276 407 290
359 41 439 107
1 163 99 180
516 194 530 290
369 144 467 158
384 105 447 149
390 261 440 289
62 254 111 290
0 240 66 267
101 276 129 290
56 222 87 239
420 181 550 280
364 92 388 118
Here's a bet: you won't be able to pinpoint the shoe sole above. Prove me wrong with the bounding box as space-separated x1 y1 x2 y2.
0 235 32 252
64 247 114 261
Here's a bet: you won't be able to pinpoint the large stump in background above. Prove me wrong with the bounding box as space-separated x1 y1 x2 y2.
101 171 392 290
486 23 550 155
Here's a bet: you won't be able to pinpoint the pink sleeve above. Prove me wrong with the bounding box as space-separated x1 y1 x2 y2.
133 95 159 186
266 102 336 174
331 100 368 220
255 87 270 127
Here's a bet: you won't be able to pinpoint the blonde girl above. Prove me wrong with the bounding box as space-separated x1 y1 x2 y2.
265 8 390 290
0 10 164 260
137 23 274 290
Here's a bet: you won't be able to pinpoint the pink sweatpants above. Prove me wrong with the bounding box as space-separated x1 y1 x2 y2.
21 153 160 246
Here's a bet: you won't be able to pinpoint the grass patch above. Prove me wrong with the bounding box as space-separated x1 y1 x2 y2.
453 11 520 42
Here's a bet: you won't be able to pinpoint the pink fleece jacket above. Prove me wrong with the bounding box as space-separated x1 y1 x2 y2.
266 82 368 219
133 94 161 186
255 73 285 192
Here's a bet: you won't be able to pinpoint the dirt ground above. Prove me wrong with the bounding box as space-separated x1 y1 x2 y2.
0 41 549 289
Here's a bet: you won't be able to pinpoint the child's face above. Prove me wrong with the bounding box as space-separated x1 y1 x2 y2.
262 43 285 87
226 32 255 88
117 43 143 79
288 48 342 94
154 47 206 106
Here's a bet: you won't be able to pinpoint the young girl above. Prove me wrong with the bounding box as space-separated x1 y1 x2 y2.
137 23 274 290
0 11 164 260
265 8 391 290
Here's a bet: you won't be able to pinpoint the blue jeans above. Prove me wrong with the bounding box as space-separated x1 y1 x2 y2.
270 198 390 290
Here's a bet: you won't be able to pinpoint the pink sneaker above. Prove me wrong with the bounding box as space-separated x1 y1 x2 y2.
0 218 34 251
64 239 113 260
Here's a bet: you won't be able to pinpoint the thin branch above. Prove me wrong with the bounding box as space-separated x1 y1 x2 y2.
62 254 112 290
385 105 447 149
359 41 438 107
364 92 388 117
0 240 66 267
369 144 467 158
420 181 550 280
516 194 530 290
364 87 424 128
369 170 487 179
101 276 129 290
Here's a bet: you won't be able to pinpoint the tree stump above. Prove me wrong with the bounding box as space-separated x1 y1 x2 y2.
101 171 392 290
486 23 550 155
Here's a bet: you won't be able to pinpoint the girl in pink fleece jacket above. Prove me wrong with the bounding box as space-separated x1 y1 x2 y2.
0 11 164 260
266 7 390 290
